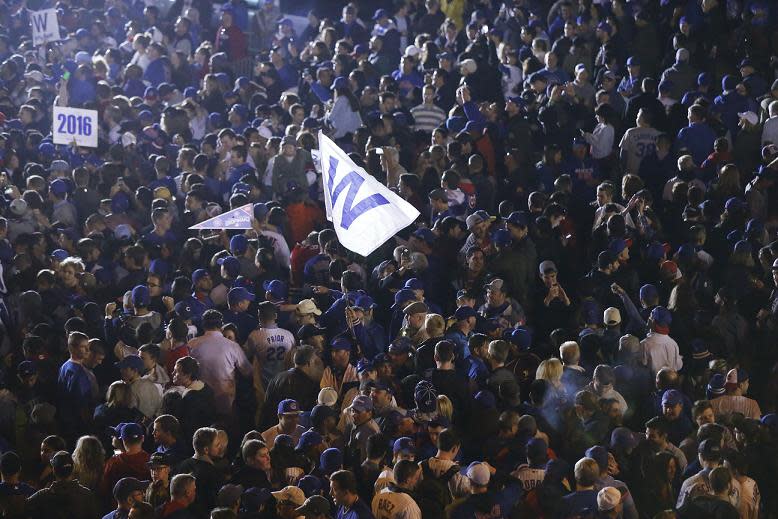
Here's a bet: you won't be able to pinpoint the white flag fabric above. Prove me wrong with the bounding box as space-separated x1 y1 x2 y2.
189 204 254 230
318 132 420 256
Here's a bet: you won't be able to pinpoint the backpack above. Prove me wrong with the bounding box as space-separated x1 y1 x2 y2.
419 458 460 506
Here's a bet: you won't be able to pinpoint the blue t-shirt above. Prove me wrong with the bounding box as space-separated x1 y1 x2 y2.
58 360 92 402
338 497 375 519
561 490 599 518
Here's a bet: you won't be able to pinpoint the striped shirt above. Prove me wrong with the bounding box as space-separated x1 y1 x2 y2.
710 395 762 420
410 103 447 133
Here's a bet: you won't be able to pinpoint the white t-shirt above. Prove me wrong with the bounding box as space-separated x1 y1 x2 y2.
371 488 422 519
246 325 296 386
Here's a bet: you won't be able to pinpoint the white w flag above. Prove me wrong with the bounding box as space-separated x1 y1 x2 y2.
318 132 419 257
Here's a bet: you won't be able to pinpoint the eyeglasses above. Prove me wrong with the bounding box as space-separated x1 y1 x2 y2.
147 283 160 288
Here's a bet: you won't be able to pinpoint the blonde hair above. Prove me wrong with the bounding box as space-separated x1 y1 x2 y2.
437 395 453 421
559 341 580 365
106 380 133 408
72 435 105 491
424 314 445 337
536 358 563 387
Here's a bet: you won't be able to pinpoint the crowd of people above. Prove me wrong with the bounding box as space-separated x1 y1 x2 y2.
0 0 777 518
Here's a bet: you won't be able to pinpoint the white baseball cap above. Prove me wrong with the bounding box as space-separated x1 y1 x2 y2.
465 461 490 486
597 487 621 511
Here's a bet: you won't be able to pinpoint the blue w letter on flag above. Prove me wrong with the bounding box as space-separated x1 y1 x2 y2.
32 12 48 32
327 156 389 229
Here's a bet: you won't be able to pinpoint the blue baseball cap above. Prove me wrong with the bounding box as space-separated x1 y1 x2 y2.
404 278 424 291
509 327 532 351
662 389 683 408
192 268 210 284
372 8 389 20
388 337 413 354
331 76 349 91
277 399 301 415
650 306 672 327
492 229 512 247
174 302 193 320
218 256 241 278
113 422 144 441
454 306 477 321
330 337 353 351
295 431 323 452
319 448 343 474
131 285 150 307
228 287 255 305
263 279 288 300
412 228 436 245
352 295 376 310
391 289 416 309
51 249 69 261
393 437 415 455
230 234 249 255
506 211 529 227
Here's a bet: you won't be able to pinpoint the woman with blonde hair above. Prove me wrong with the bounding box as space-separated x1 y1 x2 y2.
436 394 453 422
536 358 567 405
72 435 105 491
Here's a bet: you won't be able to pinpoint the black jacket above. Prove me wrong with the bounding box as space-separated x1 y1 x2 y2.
26 480 100 519
260 367 319 429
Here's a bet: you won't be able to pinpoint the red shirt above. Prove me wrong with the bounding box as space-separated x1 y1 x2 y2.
166 344 191 378
101 451 150 498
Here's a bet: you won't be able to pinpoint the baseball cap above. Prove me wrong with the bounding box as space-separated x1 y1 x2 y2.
113 477 148 502
393 437 416 455
404 278 424 291
349 395 373 413
585 446 608 471
295 431 323 452
661 389 683 407
725 368 748 390
317 388 338 407
115 355 144 373
650 306 672 327
412 227 436 245
50 451 74 473
228 286 255 305
112 422 144 441
50 249 69 262
131 285 150 307
297 299 321 316
597 487 621 511
174 302 193 320
603 307 621 326
538 260 557 275
466 461 490 486
351 295 376 311
277 399 301 415
639 284 658 301
698 438 722 459
403 301 428 315
506 211 530 227
428 188 447 202
454 306 477 321
217 256 241 278
263 279 288 300
295 495 330 516
271 486 305 507
147 452 171 468
319 448 343 474
707 373 726 397
230 234 249 255
492 229 512 247
330 337 353 351
389 337 413 354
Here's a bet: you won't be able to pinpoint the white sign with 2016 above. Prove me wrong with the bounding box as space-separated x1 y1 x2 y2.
52 106 98 148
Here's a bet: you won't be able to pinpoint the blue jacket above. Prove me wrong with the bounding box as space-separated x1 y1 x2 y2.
143 57 168 87
676 122 717 165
